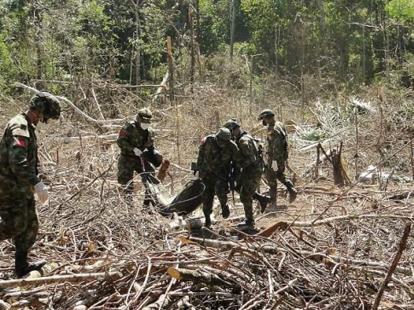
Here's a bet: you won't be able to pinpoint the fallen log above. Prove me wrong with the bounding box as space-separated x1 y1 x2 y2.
387 191 413 201
297 250 411 275
186 236 280 255
0 271 121 289
14 82 124 125
259 214 413 232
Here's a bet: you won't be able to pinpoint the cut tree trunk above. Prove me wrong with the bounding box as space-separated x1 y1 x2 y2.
319 143 350 187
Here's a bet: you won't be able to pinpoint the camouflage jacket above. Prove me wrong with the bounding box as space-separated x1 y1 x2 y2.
0 113 40 194
117 121 155 157
266 121 288 165
196 135 238 178
234 131 263 173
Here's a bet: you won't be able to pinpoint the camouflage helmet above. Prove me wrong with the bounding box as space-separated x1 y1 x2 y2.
223 118 240 131
258 109 275 120
215 127 232 141
30 92 61 122
136 107 152 123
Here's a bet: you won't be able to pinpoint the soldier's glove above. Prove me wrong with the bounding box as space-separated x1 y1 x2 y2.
34 181 49 204
133 148 143 157
271 161 278 171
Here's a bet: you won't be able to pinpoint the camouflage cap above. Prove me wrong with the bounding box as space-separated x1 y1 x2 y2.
30 92 61 120
258 109 275 120
223 118 240 131
136 108 152 123
216 127 232 141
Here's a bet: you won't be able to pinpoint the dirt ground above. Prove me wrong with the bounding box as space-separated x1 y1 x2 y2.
0 87 413 309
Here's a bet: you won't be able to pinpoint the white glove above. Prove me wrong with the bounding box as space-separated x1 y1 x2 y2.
133 148 142 157
34 181 49 204
271 161 278 171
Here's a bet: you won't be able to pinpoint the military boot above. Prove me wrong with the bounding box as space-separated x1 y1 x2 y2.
15 251 46 278
237 218 255 228
268 185 277 207
253 192 271 213
143 189 156 207
286 181 297 203
204 216 211 228
203 208 212 228
221 204 230 219
288 188 297 203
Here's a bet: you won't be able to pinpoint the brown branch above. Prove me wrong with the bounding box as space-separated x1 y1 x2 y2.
372 222 411 309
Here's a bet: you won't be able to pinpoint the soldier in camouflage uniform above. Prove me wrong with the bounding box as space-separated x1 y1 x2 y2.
0 92 61 278
117 108 162 206
223 119 270 227
196 128 238 227
258 109 297 204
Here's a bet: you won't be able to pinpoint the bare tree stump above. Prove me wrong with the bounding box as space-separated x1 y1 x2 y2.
319 142 350 187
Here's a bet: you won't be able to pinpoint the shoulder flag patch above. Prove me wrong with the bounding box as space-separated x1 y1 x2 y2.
119 129 128 138
14 137 27 148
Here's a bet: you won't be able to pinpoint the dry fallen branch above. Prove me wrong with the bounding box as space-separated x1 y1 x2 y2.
0 271 121 289
372 222 411 309
13 82 125 124
261 213 413 230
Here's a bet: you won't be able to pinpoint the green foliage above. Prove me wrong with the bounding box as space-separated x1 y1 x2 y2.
0 33 15 89
199 0 230 54
240 0 281 60
386 0 414 21
0 0 413 93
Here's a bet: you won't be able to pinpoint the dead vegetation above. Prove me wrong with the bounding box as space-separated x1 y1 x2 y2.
0 81 413 309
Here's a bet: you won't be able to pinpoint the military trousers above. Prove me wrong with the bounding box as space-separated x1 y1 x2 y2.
117 155 155 205
264 162 294 203
201 174 228 219
238 167 262 224
0 193 38 259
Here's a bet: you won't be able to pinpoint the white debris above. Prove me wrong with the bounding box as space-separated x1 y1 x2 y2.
358 165 411 183
358 165 378 182
351 97 376 114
